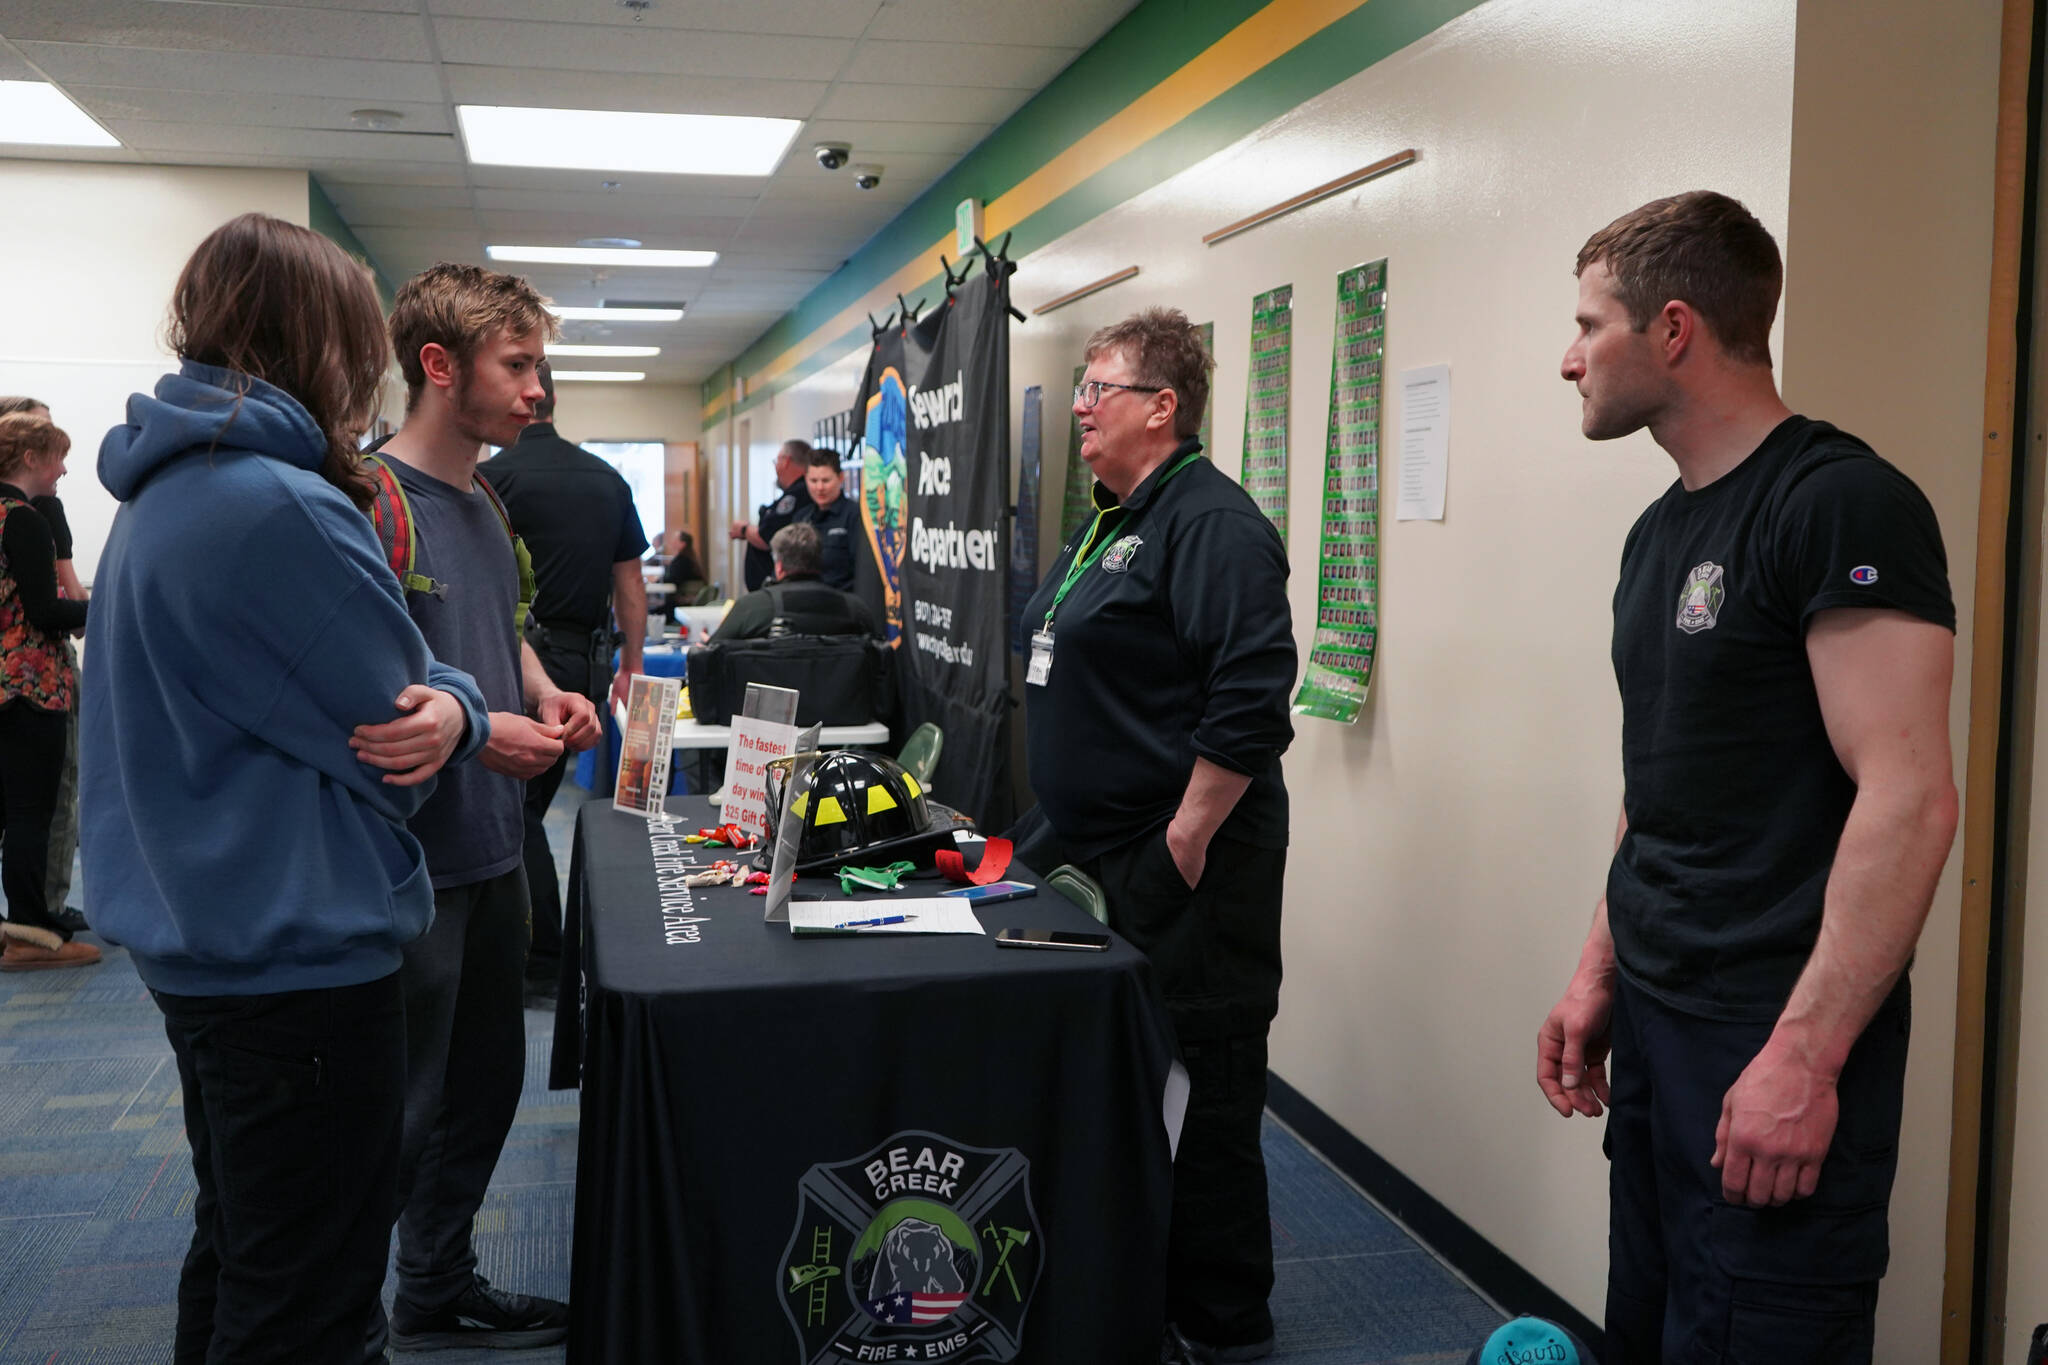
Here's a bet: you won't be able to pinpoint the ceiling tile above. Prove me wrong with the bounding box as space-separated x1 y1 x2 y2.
0 46 40 80
471 187 759 217
467 167 774 198
319 182 477 214
815 80 1030 124
439 65 826 119
64 87 452 135
801 119 993 158
15 42 444 102
107 121 462 162
2 1 428 62
431 19 852 80
313 164 473 188
849 39 1078 92
864 0 1139 48
425 0 880 39
475 210 749 242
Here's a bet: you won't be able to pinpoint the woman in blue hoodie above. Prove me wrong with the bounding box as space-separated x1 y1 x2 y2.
82 213 491 1365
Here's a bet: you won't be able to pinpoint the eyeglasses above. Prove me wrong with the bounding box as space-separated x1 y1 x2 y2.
1073 380 1165 409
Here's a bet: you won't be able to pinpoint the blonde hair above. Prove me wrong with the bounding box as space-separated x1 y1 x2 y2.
389 262 559 408
0 413 68 482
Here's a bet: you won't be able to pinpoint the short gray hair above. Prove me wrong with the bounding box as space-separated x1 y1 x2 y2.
771 521 822 577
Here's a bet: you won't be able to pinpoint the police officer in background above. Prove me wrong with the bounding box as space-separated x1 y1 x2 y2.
731 438 810 591
1013 308 1295 1364
479 359 647 999
793 446 859 592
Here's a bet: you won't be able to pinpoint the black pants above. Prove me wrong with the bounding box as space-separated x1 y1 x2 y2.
1604 975 1909 1365
522 641 602 980
0 699 68 940
396 868 532 1313
155 973 406 1365
1084 825 1285 1350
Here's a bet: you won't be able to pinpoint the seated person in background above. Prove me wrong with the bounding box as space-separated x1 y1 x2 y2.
711 522 878 642
661 529 711 609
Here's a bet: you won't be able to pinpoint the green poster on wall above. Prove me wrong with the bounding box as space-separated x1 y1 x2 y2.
1241 285 1293 540
1196 320 1215 459
1059 363 1093 541
1293 259 1386 724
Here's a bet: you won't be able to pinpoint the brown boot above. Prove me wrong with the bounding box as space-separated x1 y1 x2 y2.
0 923 100 971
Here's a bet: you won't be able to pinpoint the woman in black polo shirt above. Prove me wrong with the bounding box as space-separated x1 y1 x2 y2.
1015 308 1296 1364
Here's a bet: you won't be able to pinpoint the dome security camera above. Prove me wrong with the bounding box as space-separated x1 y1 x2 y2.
852 164 884 191
814 142 851 170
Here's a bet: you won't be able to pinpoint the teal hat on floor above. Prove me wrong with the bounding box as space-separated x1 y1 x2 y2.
1464 1316 1598 1365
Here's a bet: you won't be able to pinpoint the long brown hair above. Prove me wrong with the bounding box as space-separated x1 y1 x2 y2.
167 213 390 509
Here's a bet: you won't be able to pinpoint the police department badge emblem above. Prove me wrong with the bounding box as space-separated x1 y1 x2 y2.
1675 561 1725 634
780 1132 1042 1364
1101 535 1143 573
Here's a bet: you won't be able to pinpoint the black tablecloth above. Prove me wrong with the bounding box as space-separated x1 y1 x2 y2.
551 797 1178 1364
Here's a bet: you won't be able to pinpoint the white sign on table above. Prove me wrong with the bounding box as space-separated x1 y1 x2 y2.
1396 363 1451 522
723 683 801 842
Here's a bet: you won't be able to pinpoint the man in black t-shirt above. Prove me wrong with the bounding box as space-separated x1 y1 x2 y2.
479 362 648 997
730 439 810 591
793 446 860 591
1538 193 1957 1365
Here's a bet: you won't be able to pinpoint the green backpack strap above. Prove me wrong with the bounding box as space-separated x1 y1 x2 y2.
472 471 537 636
361 454 445 599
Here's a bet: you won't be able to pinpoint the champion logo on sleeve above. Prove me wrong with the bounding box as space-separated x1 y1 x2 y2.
1849 565 1879 585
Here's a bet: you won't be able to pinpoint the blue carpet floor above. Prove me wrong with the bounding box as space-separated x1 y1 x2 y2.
0 786 1502 1363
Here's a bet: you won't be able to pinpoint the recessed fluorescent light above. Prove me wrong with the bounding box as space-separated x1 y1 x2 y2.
549 305 684 322
457 105 800 177
549 344 660 358
488 244 716 268
0 81 119 148
552 370 645 383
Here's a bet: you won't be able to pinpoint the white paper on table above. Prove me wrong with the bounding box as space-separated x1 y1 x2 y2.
612 674 682 816
787 899 988 936
723 714 800 842
1395 363 1451 521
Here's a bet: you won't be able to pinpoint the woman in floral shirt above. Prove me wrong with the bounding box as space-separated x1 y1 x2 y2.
0 411 92 969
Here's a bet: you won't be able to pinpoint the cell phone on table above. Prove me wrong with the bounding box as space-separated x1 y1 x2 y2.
994 927 1111 952
939 880 1038 905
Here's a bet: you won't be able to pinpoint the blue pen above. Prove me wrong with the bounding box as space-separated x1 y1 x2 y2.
841 914 910 928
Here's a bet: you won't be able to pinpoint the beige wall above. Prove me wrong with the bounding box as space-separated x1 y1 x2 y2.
0 160 311 580
545 380 701 448
1778 0 2004 1358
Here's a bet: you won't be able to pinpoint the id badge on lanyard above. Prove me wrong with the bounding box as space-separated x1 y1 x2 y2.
1027 629 1054 686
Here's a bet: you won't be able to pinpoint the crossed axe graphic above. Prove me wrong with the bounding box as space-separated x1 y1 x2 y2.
981 1222 1031 1300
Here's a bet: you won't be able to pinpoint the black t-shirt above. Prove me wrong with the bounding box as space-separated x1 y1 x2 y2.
1022 442 1296 862
794 493 860 592
481 425 647 632
746 478 804 591
1608 416 1954 1020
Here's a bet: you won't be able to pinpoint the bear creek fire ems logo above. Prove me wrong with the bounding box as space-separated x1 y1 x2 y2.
1675 561 1725 634
1101 534 1143 573
780 1132 1042 1364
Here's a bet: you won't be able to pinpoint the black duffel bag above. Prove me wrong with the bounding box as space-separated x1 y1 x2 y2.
686 634 893 727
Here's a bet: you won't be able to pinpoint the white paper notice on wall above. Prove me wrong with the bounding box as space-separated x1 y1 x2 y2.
1396 364 1451 521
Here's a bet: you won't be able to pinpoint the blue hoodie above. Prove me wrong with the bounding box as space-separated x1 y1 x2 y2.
82 363 490 996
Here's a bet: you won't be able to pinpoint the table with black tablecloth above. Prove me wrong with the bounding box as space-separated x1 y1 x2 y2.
550 797 1178 1365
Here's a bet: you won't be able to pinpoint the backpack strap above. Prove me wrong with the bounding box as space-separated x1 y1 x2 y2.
472 471 537 636
361 454 446 600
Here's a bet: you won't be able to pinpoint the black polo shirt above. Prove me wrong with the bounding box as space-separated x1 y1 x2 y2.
1608 415 1953 1020
795 492 860 592
480 423 647 633
1022 440 1296 861
747 477 805 591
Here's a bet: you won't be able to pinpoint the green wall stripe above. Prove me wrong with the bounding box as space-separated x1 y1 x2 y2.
712 0 1487 422
309 178 394 309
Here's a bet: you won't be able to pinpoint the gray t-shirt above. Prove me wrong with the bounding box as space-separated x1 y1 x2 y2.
390 457 526 889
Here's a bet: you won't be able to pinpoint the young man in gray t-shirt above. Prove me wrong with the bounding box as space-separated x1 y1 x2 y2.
367 264 601 1352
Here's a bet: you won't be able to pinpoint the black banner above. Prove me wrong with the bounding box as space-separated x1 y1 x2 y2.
850 268 1015 828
